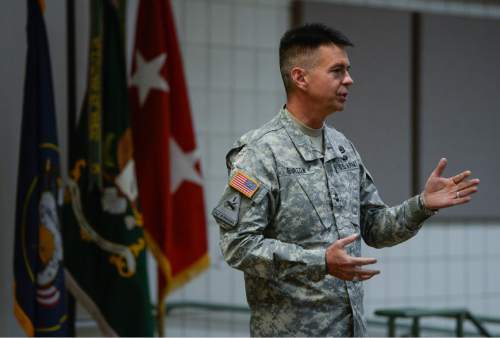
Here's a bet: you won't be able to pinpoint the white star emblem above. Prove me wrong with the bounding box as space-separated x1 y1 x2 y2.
130 51 169 106
170 139 203 193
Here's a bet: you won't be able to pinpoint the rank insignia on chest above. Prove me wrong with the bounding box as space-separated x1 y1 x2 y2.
230 170 260 198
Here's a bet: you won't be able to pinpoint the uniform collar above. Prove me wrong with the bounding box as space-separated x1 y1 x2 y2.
279 106 343 162
324 128 345 162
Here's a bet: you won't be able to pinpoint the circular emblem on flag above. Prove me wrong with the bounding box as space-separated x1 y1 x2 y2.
37 191 63 306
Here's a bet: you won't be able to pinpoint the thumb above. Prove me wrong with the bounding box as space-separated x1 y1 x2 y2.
431 158 447 178
337 233 359 248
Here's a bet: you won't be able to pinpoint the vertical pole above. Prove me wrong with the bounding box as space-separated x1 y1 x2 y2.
410 12 421 195
66 1 77 335
411 317 420 337
388 317 396 337
456 314 464 337
67 0 76 165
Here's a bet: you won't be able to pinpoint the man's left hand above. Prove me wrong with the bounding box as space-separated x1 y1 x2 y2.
421 158 480 210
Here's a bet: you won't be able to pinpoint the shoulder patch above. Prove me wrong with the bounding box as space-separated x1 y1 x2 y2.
230 170 260 198
212 193 241 228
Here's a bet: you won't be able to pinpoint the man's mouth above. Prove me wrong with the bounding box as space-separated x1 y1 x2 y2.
338 93 348 102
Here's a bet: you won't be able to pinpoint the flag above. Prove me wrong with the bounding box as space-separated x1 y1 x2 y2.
62 0 154 335
14 0 69 336
230 171 260 198
129 0 210 332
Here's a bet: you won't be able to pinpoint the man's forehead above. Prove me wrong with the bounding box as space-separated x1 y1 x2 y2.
317 44 351 66
291 43 350 69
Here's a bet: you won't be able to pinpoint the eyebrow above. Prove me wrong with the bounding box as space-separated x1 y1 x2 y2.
329 63 351 70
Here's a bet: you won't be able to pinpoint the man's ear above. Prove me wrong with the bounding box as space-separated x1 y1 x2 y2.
290 67 308 91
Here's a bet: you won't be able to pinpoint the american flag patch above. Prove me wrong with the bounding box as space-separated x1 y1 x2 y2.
229 170 259 198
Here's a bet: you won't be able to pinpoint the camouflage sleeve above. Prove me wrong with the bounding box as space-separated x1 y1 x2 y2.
213 145 326 282
350 143 435 248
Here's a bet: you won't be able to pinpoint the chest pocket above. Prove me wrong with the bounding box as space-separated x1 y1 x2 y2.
277 166 334 243
327 156 361 226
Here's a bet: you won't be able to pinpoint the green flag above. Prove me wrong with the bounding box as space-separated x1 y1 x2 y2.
62 0 155 335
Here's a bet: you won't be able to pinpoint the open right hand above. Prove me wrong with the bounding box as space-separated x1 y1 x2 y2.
325 234 380 281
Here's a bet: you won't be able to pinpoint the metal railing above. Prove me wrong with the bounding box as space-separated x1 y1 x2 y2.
374 307 497 337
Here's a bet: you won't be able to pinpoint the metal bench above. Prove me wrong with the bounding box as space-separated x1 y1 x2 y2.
374 307 491 337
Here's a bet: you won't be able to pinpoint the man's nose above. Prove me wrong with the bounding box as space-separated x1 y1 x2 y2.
343 71 354 86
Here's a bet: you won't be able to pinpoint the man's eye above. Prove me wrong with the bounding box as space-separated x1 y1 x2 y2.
331 69 344 76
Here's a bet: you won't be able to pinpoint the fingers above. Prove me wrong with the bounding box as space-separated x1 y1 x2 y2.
454 178 480 191
450 196 473 206
356 269 380 281
347 267 380 281
328 235 381 282
448 178 479 203
344 257 379 281
452 186 478 199
451 170 472 185
350 256 377 266
336 233 359 248
359 272 379 280
460 186 479 197
431 158 447 178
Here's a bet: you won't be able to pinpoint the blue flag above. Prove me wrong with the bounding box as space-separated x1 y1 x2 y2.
14 0 69 336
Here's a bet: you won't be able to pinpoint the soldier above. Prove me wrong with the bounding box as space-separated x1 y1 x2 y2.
212 23 480 337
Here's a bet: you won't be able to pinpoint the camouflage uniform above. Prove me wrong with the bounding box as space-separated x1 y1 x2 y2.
212 107 434 337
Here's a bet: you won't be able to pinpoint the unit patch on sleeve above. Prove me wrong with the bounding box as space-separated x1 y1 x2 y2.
230 170 260 198
212 193 241 227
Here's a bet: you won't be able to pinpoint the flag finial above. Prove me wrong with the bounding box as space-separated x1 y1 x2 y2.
37 0 46 13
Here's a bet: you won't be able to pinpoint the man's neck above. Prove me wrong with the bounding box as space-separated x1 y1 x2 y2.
286 109 323 136
286 96 329 129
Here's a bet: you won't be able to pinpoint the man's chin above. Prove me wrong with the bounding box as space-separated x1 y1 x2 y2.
332 105 345 113
324 103 345 116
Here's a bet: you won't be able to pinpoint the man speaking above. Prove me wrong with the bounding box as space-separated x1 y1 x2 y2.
212 23 479 336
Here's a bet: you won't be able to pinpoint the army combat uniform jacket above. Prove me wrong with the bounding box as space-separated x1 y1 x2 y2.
213 108 434 337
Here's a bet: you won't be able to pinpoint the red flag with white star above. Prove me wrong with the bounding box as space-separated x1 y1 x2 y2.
129 0 209 331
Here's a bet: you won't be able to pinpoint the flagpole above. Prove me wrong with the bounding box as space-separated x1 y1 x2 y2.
158 299 165 337
66 0 76 164
66 1 78 335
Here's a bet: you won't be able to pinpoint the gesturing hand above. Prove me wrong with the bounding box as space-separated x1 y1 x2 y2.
421 158 480 210
325 234 379 281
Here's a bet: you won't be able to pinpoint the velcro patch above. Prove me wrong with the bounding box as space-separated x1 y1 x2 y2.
212 194 241 227
334 160 359 173
230 170 259 198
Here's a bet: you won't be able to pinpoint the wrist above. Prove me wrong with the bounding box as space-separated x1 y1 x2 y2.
419 193 438 215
